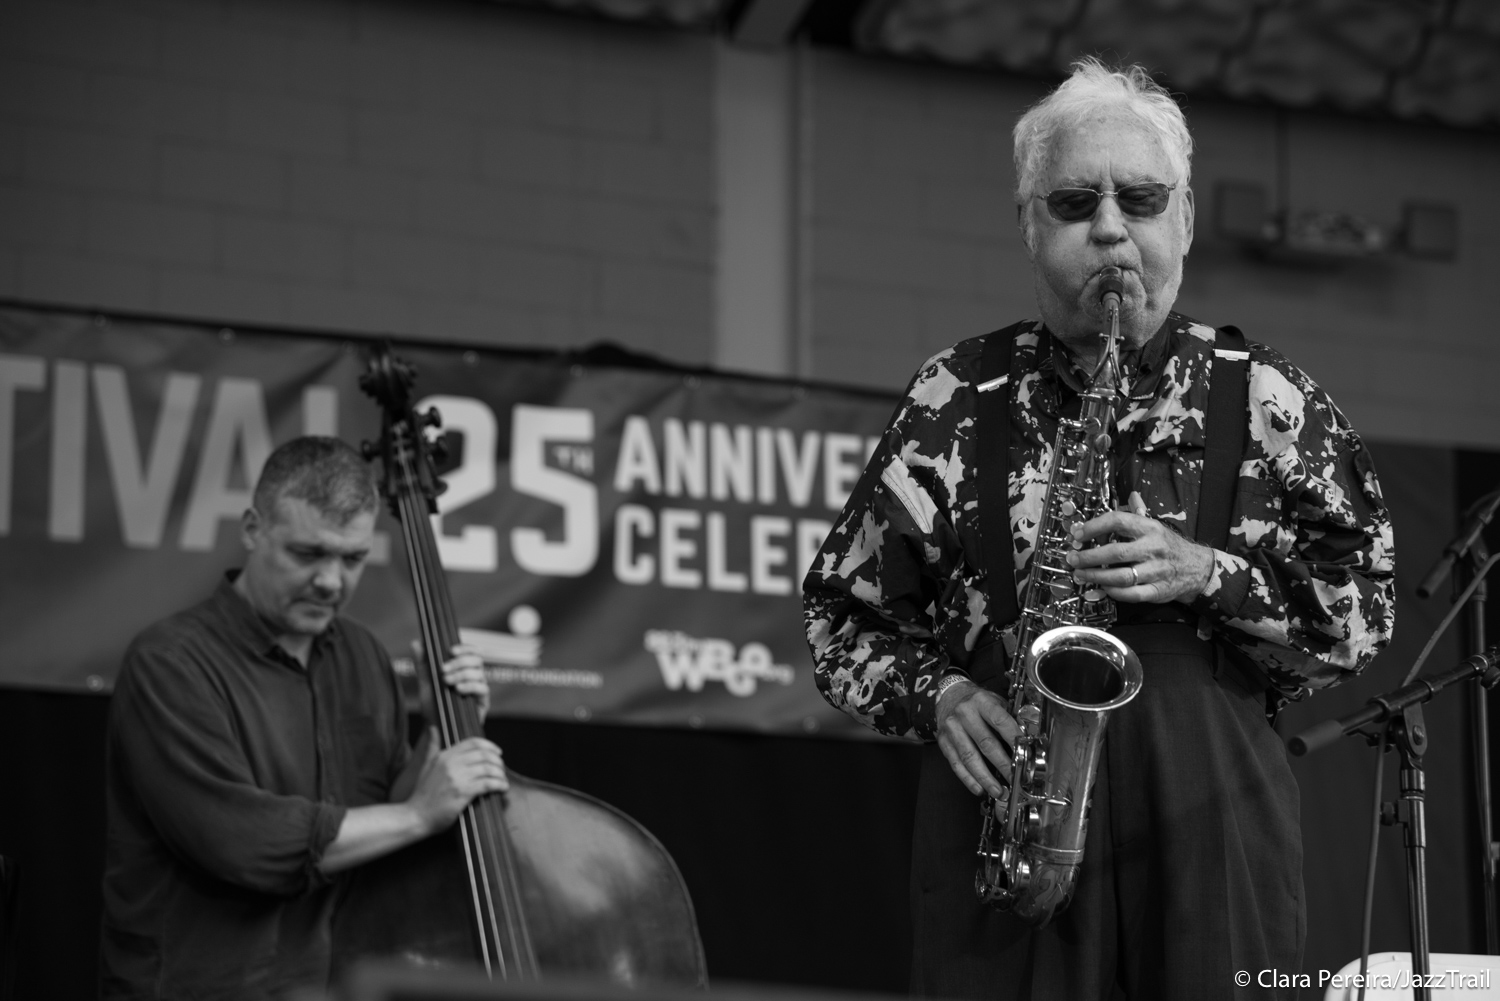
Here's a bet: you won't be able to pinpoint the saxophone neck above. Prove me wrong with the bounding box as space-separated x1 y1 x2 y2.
1086 301 1123 398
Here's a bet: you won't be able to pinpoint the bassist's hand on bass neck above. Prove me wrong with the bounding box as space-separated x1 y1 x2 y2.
407 730 508 835
317 725 505 877
419 641 491 717
316 732 505 877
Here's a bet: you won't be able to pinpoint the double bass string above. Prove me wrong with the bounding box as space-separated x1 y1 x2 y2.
413 472 541 979
390 450 498 977
390 437 500 974
393 429 538 978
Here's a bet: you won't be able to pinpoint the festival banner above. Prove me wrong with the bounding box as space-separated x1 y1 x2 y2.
0 302 899 738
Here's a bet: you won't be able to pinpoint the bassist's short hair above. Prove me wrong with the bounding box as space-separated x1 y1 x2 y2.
252 436 378 525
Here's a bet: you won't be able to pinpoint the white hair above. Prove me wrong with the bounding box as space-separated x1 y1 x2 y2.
1013 58 1194 207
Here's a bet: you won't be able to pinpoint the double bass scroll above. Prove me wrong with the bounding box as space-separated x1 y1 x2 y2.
331 345 707 989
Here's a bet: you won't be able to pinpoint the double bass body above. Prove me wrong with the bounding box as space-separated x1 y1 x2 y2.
331 347 707 988
333 769 707 986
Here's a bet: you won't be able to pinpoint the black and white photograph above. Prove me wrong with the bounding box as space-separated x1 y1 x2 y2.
1 1 1498 999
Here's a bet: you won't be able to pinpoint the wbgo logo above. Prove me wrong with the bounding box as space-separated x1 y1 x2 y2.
644 631 794 697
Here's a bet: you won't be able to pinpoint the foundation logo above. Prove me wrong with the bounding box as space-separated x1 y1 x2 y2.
643 630 794 697
460 607 602 690
460 605 543 667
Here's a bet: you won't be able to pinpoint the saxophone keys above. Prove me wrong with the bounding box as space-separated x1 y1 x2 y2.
1024 804 1044 839
1082 587 1105 602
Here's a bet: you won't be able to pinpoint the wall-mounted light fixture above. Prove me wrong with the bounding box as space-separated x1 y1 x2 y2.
1213 182 1457 263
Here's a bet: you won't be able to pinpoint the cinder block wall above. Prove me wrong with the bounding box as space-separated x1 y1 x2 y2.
0 0 715 361
805 55 1040 390
805 49 1500 450
3 0 1498 447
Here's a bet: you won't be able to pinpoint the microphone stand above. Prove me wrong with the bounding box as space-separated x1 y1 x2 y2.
1463 541 1497 954
1290 648 1500 1001
1417 488 1500 954
1289 494 1500 1000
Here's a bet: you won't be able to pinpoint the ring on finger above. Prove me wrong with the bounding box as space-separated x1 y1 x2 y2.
1128 565 1138 586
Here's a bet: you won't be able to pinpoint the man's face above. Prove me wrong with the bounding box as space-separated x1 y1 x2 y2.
1022 110 1195 354
238 496 376 638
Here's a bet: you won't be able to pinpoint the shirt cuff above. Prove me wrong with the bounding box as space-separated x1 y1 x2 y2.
304 802 348 892
909 661 953 742
1188 549 1250 624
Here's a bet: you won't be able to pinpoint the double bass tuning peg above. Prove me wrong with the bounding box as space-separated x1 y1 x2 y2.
428 430 463 477
423 408 442 429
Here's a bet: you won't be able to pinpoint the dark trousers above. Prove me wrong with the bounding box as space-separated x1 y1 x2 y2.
910 624 1304 1000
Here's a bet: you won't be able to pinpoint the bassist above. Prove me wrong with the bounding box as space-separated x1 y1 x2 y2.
100 436 505 1001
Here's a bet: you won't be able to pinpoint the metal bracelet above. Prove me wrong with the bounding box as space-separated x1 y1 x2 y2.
935 672 971 701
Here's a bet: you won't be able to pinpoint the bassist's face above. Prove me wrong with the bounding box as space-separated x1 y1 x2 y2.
238 496 376 639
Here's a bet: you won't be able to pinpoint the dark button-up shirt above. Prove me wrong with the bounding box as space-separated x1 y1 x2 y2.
804 315 1396 741
101 575 410 1000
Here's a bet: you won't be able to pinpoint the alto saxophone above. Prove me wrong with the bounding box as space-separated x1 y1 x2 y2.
974 267 1144 926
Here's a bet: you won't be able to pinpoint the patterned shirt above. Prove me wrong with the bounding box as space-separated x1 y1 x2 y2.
803 315 1395 742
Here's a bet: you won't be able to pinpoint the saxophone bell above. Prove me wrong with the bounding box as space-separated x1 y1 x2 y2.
975 627 1142 926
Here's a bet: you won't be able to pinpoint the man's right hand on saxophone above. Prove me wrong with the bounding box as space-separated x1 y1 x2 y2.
1066 507 1215 606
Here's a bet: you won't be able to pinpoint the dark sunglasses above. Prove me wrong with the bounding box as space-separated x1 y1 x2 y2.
1041 182 1176 222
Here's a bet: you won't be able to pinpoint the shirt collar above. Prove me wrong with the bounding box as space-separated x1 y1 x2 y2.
1044 316 1174 400
213 570 339 665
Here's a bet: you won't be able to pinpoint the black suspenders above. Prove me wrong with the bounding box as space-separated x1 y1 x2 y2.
978 322 1025 631
1196 325 1249 551
977 324 1251 633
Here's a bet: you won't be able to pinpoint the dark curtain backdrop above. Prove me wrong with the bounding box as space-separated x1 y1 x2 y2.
0 695 924 1001
2 442 1497 1000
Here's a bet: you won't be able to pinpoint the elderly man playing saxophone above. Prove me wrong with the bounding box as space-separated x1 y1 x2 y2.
803 59 1394 1000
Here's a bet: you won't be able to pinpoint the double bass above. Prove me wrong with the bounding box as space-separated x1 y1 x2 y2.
332 346 708 987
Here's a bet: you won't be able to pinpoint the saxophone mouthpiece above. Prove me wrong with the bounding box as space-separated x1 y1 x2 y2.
1098 267 1125 311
